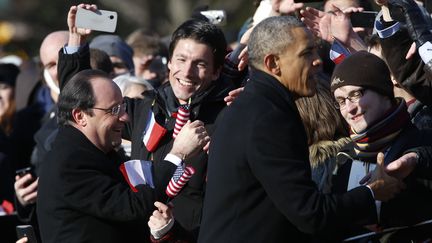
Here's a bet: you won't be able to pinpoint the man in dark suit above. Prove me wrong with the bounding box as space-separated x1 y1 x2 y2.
36 68 209 243
198 16 404 242
36 6 210 241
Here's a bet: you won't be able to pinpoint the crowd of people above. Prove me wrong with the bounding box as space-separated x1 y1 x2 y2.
1 0 432 242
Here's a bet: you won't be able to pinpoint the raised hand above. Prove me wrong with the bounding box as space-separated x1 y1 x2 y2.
301 7 333 43
170 120 210 160
301 6 366 51
14 174 38 206
367 152 406 202
148 201 174 239
67 4 97 46
277 0 304 15
385 152 418 179
224 87 245 106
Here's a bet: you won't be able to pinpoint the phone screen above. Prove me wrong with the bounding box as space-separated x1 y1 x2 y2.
350 11 377 28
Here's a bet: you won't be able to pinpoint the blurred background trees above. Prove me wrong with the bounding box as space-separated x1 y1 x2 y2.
0 0 256 58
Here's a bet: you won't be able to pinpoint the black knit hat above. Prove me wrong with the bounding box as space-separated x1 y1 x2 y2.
330 51 394 98
0 63 19 87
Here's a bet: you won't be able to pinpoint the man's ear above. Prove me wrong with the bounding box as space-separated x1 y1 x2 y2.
72 108 87 127
263 54 280 76
167 59 172 72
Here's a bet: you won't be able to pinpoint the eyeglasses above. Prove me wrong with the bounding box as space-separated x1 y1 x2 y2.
91 102 127 116
334 89 365 109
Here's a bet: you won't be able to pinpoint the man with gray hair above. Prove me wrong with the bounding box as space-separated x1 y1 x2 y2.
198 16 403 242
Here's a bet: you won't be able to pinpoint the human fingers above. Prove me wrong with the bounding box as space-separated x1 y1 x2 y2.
376 152 385 172
18 179 38 200
224 96 234 105
405 42 416 59
301 6 321 18
229 87 245 97
16 237 28 243
154 201 170 216
23 191 37 204
188 120 204 128
342 7 364 14
385 152 417 179
359 172 372 185
238 47 248 60
203 141 210 153
14 174 33 189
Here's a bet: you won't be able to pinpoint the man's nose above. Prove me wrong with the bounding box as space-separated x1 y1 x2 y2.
345 98 357 112
183 62 195 77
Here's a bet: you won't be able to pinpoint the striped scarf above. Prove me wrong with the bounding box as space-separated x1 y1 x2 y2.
350 98 410 161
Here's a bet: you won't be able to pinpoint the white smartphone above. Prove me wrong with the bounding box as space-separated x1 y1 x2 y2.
200 10 227 26
75 8 117 33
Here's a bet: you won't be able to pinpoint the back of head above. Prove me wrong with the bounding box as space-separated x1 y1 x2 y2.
330 51 394 99
39 31 69 64
127 28 168 57
90 48 114 75
248 16 304 70
0 63 20 87
169 18 227 69
57 69 111 126
90 34 134 72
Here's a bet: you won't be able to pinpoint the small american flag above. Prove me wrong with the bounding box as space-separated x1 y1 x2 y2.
166 165 195 198
172 104 190 138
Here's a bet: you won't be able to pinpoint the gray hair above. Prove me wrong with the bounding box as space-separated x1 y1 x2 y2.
248 16 304 69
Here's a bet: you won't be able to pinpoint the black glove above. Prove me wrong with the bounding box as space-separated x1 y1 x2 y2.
388 0 432 46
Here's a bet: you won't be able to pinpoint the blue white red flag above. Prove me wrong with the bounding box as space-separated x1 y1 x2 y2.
119 160 154 192
330 39 351 64
142 110 167 152
165 166 195 198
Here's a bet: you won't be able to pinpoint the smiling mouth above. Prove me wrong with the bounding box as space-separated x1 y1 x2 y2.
177 78 194 87
351 113 364 121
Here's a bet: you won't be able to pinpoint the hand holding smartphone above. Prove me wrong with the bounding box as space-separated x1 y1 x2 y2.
75 8 118 33
15 167 36 178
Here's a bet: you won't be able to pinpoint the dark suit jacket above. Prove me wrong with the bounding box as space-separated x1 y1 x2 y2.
198 69 377 243
37 125 176 243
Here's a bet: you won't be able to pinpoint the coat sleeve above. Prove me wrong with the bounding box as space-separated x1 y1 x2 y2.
57 44 91 91
58 153 158 221
380 29 432 106
247 110 377 235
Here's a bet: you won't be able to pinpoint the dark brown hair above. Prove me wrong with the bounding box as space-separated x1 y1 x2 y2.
295 75 348 146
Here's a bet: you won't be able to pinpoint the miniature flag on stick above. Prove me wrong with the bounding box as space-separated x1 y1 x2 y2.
143 110 167 152
166 166 195 199
173 104 190 138
119 160 154 192
330 38 351 64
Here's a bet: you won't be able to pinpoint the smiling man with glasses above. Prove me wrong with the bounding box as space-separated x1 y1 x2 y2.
91 102 127 116
36 67 196 243
330 51 432 239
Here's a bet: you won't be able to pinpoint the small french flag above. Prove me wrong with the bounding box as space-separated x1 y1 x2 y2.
143 110 167 152
330 39 350 64
119 160 154 192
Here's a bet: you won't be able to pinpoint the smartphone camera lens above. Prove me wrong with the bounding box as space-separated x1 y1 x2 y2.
109 15 114 19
